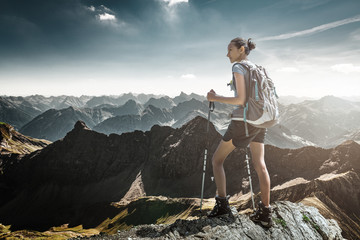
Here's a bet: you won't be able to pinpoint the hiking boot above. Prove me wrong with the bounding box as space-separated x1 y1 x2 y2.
208 195 233 218
250 201 273 228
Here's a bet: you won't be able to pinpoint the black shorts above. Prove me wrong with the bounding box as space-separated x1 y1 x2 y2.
222 120 266 148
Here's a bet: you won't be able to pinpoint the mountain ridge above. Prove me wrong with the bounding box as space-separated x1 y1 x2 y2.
0 117 359 239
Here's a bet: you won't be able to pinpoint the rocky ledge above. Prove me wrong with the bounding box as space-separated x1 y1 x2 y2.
74 201 343 240
0 122 51 154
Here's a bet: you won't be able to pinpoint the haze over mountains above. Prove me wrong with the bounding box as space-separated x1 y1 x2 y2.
1 93 360 148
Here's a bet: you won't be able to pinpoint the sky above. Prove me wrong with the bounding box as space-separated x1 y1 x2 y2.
0 0 360 98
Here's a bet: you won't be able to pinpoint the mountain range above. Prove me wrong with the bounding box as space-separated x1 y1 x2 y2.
279 96 360 148
0 117 359 239
0 93 168 128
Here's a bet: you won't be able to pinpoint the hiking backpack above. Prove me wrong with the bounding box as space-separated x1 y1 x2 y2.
229 60 279 136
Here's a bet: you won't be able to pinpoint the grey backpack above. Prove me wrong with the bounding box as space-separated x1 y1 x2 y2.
230 60 279 136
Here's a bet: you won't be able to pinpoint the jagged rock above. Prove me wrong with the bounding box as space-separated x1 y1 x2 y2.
115 171 146 205
81 201 343 240
74 120 90 131
236 171 360 240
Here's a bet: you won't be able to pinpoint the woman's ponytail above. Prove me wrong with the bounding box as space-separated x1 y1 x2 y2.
247 38 256 51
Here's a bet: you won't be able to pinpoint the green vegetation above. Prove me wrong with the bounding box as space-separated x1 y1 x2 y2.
273 217 287 228
0 224 99 239
0 122 6 125
302 213 320 231
0 224 11 234
51 224 99 234
100 197 195 235
303 214 310 222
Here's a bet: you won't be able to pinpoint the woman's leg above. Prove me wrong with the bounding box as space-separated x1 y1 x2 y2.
212 140 236 198
249 142 270 206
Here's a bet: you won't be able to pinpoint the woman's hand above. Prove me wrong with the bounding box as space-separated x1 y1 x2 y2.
207 89 216 102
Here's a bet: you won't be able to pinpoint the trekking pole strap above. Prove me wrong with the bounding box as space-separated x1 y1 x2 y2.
244 103 249 137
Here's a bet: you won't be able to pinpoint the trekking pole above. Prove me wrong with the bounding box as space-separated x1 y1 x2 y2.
245 146 256 211
200 101 215 212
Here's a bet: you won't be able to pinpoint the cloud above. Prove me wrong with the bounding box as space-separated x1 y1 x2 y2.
181 74 196 79
293 0 331 10
331 64 360 74
159 0 189 23
259 15 360 41
162 0 189 7
87 6 96 12
100 5 114 13
276 67 300 73
98 13 116 21
92 5 117 21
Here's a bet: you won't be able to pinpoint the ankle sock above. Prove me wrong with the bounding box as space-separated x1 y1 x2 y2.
216 195 227 200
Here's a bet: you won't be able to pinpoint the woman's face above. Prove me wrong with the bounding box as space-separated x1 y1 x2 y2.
227 42 243 63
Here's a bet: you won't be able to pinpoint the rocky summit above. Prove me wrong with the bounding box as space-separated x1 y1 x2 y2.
91 201 343 240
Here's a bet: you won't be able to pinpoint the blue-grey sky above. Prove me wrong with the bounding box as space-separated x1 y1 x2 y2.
1 0 359 98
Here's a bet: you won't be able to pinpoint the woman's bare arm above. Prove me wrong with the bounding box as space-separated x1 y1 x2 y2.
207 72 246 105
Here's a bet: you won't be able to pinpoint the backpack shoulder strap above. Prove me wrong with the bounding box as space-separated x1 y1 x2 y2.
232 62 252 104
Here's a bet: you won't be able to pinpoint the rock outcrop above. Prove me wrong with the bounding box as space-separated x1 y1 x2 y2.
233 171 360 240
76 201 343 240
0 122 50 155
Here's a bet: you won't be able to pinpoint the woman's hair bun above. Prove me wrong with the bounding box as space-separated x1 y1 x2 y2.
247 38 256 51
230 37 256 55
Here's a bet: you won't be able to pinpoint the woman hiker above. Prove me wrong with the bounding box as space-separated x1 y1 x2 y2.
206 37 273 228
